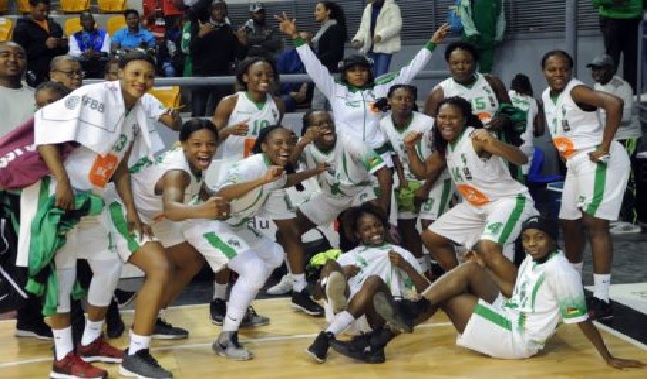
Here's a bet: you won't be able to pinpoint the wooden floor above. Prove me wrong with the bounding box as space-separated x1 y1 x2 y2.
0 298 645 378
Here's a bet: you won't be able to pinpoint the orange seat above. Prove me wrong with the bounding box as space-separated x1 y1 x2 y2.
17 0 30 14
64 18 83 36
0 17 12 41
107 15 127 36
0 0 8 14
59 0 91 14
98 0 127 13
148 86 181 109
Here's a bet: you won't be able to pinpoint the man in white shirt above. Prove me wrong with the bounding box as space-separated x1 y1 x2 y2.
589 54 642 232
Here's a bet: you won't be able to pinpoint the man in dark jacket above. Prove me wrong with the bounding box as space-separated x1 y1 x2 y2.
189 1 245 116
241 3 282 60
13 0 67 87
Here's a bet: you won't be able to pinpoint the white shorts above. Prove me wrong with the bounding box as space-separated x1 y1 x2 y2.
398 178 454 221
560 141 630 221
429 195 538 248
298 188 376 226
182 220 284 273
257 188 297 220
457 296 538 359
55 216 119 269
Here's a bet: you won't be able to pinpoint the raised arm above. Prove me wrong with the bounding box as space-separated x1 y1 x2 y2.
403 131 447 182
471 129 528 165
216 165 284 201
285 164 329 188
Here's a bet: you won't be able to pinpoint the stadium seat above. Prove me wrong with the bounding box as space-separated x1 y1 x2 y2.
98 0 127 13
0 0 8 14
59 0 90 14
0 17 11 41
148 86 181 109
16 0 30 14
64 18 83 36
107 15 127 36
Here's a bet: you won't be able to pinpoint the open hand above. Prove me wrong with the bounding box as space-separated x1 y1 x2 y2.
605 357 645 369
274 12 297 36
431 24 451 44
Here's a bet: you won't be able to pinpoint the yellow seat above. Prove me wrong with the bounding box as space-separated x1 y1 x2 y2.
107 15 127 36
17 0 30 14
64 18 83 36
59 0 90 14
0 0 8 14
148 87 181 109
98 0 127 14
0 17 12 41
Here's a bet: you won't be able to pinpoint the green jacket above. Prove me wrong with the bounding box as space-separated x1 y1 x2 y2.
593 0 644 19
459 0 506 47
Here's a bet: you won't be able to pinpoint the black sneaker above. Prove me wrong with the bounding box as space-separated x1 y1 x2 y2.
292 290 324 317
119 349 173 379
210 299 226 325
114 289 138 309
372 292 414 333
106 300 125 339
305 331 334 363
152 318 189 340
240 306 270 327
330 339 386 364
15 319 53 340
587 297 613 321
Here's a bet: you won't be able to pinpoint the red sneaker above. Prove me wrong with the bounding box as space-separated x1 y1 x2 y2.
51 351 108 379
78 335 124 363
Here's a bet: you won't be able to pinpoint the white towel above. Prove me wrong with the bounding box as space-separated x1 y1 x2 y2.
34 81 163 160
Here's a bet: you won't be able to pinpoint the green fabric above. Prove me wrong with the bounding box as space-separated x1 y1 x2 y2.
585 160 608 216
460 0 505 44
395 181 422 212
181 21 193 76
594 0 643 19
473 301 512 330
308 249 342 269
25 184 104 316
496 104 527 133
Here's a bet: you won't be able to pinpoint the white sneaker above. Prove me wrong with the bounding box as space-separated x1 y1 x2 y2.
266 274 293 295
610 223 642 234
325 271 347 314
213 332 253 361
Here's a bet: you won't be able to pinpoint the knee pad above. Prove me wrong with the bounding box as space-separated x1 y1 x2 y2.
56 267 77 313
230 252 267 290
86 258 122 307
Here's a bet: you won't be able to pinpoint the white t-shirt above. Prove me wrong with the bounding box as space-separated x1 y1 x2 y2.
300 134 385 203
594 76 641 140
0 84 35 137
337 243 422 298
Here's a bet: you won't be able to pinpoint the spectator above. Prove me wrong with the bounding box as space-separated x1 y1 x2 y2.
589 54 642 233
49 56 83 90
68 12 110 79
240 3 282 60
111 9 157 53
12 0 67 87
454 0 505 73
352 0 402 77
594 0 644 93
276 45 311 112
189 1 245 116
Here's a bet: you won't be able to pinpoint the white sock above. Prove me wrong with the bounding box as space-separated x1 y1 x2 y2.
593 274 611 302
53 327 74 361
325 311 355 336
128 333 151 355
158 308 166 320
571 262 584 276
80 319 104 346
223 280 257 332
292 274 307 292
213 282 228 300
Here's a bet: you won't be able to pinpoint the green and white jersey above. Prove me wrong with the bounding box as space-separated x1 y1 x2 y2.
505 250 588 351
214 153 287 227
508 90 538 158
437 73 499 124
336 243 422 298
220 92 281 160
128 148 204 221
301 134 385 203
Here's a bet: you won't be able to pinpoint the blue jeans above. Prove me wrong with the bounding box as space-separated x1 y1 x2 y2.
368 52 393 77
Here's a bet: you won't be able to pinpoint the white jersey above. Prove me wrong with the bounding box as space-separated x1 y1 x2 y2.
594 76 641 140
295 39 435 150
437 73 499 124
220 92 281 160
542 79 602 160
336 243 422 298
446 127 529 206
504 250 588 352
508 90 539 174
128 148 203 221
214 153 287 227
301 134 385 203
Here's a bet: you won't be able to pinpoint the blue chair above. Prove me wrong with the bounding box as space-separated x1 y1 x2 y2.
527 147 564 218
527 147 564 184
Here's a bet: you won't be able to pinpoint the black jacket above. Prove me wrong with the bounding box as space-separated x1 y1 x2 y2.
189 23 245 76
13 18 67 86
316 24 346 73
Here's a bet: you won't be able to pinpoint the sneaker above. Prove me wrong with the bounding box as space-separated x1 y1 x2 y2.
610 222 642 235
240 306 270 327
114 289 138 309
588 297 613 321
372 292 414 334
152 318 189 340
210 299 226 325
325 272 348 314
120 349 173 379
330 339 386 364
266 274 293 295
292 290 324 316
51 351 108 379
15 320 53 340
305 331 334 363
212 331 253 360
106 300 126 339
78 335 124 363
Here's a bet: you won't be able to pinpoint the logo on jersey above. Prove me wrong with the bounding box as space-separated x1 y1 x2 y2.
65 96 80 110
227 239 241 248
